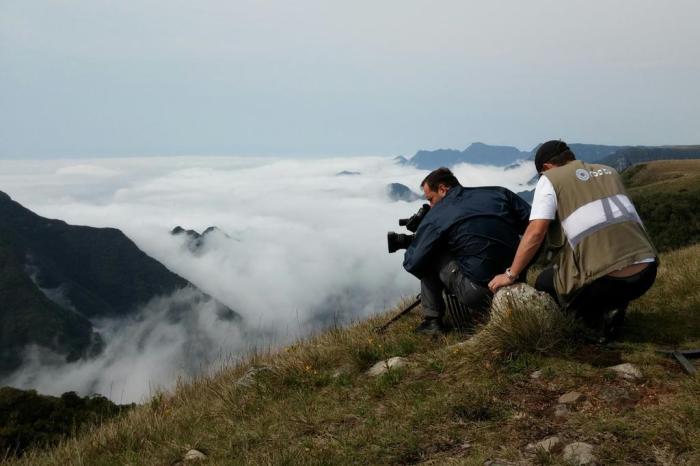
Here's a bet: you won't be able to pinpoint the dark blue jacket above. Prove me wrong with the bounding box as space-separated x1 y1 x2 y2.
403 186 531 286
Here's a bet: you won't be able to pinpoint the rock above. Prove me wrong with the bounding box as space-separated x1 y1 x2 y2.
459 441 472 451
489 283 562 329
366 357 408 377
562 442 596 465
526 436 561 453
386 356 407 367
491 283 559 317
184 449 207 461
608 363 642 380
366 362 386 376
600 386 631 403
530 370 542 380
554 404 569 418
540 436 561 452
558 391 584 404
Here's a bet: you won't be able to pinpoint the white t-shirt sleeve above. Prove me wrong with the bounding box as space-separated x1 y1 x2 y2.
529 175 557 220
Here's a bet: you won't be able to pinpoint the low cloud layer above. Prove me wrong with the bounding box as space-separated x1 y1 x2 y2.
0 156 534 401
4 288 250 403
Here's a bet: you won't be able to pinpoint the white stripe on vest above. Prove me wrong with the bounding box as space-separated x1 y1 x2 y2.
561 194 642 247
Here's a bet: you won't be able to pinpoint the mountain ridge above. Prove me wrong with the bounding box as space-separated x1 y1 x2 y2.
0 191 237 376
406 142 530 169
402 142 700 170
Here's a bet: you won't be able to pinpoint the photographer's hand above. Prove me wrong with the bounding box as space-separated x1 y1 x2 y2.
489 273 515 292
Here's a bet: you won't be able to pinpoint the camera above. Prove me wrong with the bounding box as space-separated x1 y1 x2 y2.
399 203 430 233
387 203 430 253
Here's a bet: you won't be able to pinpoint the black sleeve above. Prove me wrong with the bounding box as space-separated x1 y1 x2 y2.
403 219 443 279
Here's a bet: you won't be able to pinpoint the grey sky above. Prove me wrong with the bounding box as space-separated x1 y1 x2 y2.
2 0 699 158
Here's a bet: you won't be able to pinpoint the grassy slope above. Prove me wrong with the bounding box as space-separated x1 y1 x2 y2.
598 146 700 170
622 159 700 196
7 244 700 466
623 160 700 252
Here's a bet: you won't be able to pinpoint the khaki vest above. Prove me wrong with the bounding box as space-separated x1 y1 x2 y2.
542 160 657 307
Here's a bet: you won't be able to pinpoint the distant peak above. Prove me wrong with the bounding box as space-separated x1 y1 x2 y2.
386 182 420 202
171 225 225 239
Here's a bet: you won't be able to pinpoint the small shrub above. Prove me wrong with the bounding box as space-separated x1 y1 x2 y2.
451 404 493 422
504 353 541 374
370 368 405 398
448 385 501 423
532 448 556 465
428 360 445 373
388 337 417 357
350 344 382 371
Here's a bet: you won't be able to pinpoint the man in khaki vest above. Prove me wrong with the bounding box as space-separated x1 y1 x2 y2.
488 140 658 340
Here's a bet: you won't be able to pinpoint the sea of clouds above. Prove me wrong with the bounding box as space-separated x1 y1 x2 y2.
0 155 535 402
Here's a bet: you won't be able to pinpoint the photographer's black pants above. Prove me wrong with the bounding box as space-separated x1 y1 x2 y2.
420 258 490 320
535 262 658 327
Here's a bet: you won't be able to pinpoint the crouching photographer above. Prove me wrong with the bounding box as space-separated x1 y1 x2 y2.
392 167 531 335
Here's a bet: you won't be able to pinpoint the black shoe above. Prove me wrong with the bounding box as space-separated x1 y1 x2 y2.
601 304 628 343
603 305 627 340
414 317 448 336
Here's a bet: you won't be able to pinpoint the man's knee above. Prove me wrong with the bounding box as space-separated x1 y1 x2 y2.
437 262 490 312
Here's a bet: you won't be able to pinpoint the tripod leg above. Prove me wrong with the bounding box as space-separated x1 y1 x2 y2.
375 296 421 333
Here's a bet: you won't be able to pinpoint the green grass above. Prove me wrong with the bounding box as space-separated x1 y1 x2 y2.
4 244 700 465
622 160 700 252
622 159 700 196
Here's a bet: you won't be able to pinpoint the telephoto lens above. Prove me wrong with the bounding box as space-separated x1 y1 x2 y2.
387 232 414 253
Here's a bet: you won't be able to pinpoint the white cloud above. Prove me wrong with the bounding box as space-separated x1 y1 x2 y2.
56 164 122 177
0 155 534 401
4 288 251 403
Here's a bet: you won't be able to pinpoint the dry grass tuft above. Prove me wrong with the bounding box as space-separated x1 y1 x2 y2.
470 283 576 359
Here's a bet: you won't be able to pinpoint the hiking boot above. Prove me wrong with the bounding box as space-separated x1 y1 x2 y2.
414 317 448 336
601 303 628 343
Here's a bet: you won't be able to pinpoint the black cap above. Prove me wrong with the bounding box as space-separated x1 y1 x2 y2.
535 140 570 173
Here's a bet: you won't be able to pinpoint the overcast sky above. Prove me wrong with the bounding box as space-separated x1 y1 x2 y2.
2 0 699 158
